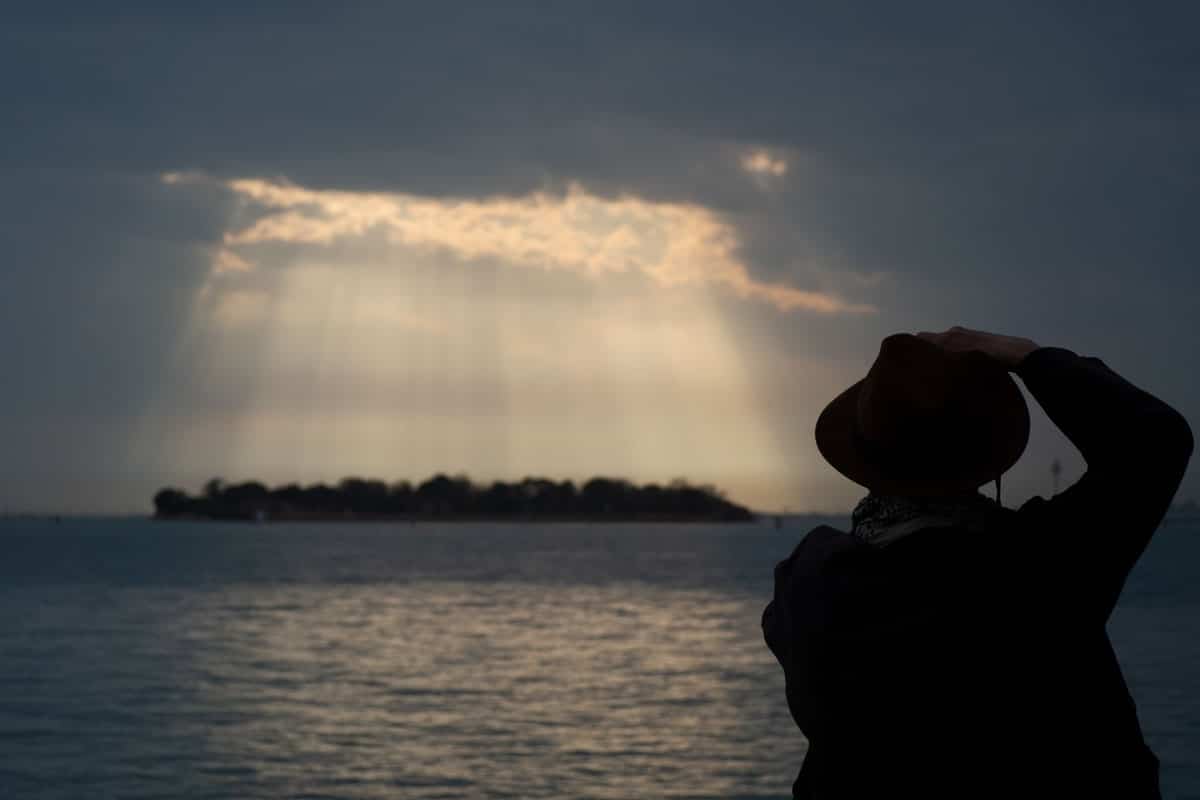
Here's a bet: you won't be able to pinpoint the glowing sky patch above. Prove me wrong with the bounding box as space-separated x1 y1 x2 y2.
135 252 798 510
741 149 789 179
212 248 253 274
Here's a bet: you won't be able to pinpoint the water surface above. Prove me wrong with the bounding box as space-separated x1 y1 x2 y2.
0 517 1195 799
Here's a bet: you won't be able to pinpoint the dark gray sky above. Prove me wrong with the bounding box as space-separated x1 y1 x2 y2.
3 2 1197 513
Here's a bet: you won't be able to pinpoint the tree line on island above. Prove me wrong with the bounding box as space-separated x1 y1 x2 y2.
153 475 755 522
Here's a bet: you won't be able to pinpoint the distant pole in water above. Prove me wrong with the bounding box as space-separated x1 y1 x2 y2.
1050 458 1062 494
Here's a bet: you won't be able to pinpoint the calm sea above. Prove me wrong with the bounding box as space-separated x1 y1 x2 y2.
0 517 1196 799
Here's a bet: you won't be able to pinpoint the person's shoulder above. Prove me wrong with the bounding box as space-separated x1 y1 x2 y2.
805 522 849 542
799 523 855 551
782 524 863 570
1006 494 1057 530
773 524 860 594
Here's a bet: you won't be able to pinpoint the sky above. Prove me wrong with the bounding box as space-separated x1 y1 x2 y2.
2 2 1197 514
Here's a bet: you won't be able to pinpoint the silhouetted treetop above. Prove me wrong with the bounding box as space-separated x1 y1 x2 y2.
152 474 754 522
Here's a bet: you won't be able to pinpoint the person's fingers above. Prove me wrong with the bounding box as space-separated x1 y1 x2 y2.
916 328 983 352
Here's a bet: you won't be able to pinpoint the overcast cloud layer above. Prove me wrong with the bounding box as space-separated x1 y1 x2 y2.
2 2 1197 513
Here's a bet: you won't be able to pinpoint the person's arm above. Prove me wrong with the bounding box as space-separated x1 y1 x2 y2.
919 327 1194 617
1013 346 1192 616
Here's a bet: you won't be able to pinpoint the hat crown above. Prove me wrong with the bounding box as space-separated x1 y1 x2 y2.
815 333 1031 495
857 335 985 450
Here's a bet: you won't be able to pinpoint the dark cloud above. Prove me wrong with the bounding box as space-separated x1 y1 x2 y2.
2 1 1197 510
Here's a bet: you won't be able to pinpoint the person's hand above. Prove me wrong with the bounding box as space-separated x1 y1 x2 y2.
915 326 1040 369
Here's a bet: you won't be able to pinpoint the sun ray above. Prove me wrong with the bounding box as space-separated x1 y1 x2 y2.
148 174 839 504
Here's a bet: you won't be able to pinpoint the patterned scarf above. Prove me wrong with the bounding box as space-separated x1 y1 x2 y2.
850 492 999 547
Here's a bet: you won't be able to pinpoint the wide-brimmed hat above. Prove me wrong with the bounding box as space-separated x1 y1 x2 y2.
815 333 1030 496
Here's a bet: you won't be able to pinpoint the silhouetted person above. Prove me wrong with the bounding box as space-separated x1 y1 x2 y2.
763 327 1193 799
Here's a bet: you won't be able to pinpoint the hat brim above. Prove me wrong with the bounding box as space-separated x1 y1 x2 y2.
815 376 1030 496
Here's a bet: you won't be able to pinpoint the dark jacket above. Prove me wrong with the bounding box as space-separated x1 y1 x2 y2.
763 347 1194 799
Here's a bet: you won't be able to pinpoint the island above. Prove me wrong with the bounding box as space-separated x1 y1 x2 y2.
153 475 756 523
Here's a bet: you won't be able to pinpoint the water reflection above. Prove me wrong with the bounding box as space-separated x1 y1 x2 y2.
175 582 802 798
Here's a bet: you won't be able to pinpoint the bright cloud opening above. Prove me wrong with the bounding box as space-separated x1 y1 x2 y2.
166 174 870 315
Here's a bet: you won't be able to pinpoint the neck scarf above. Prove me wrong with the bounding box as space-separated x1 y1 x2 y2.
850 492 998 547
